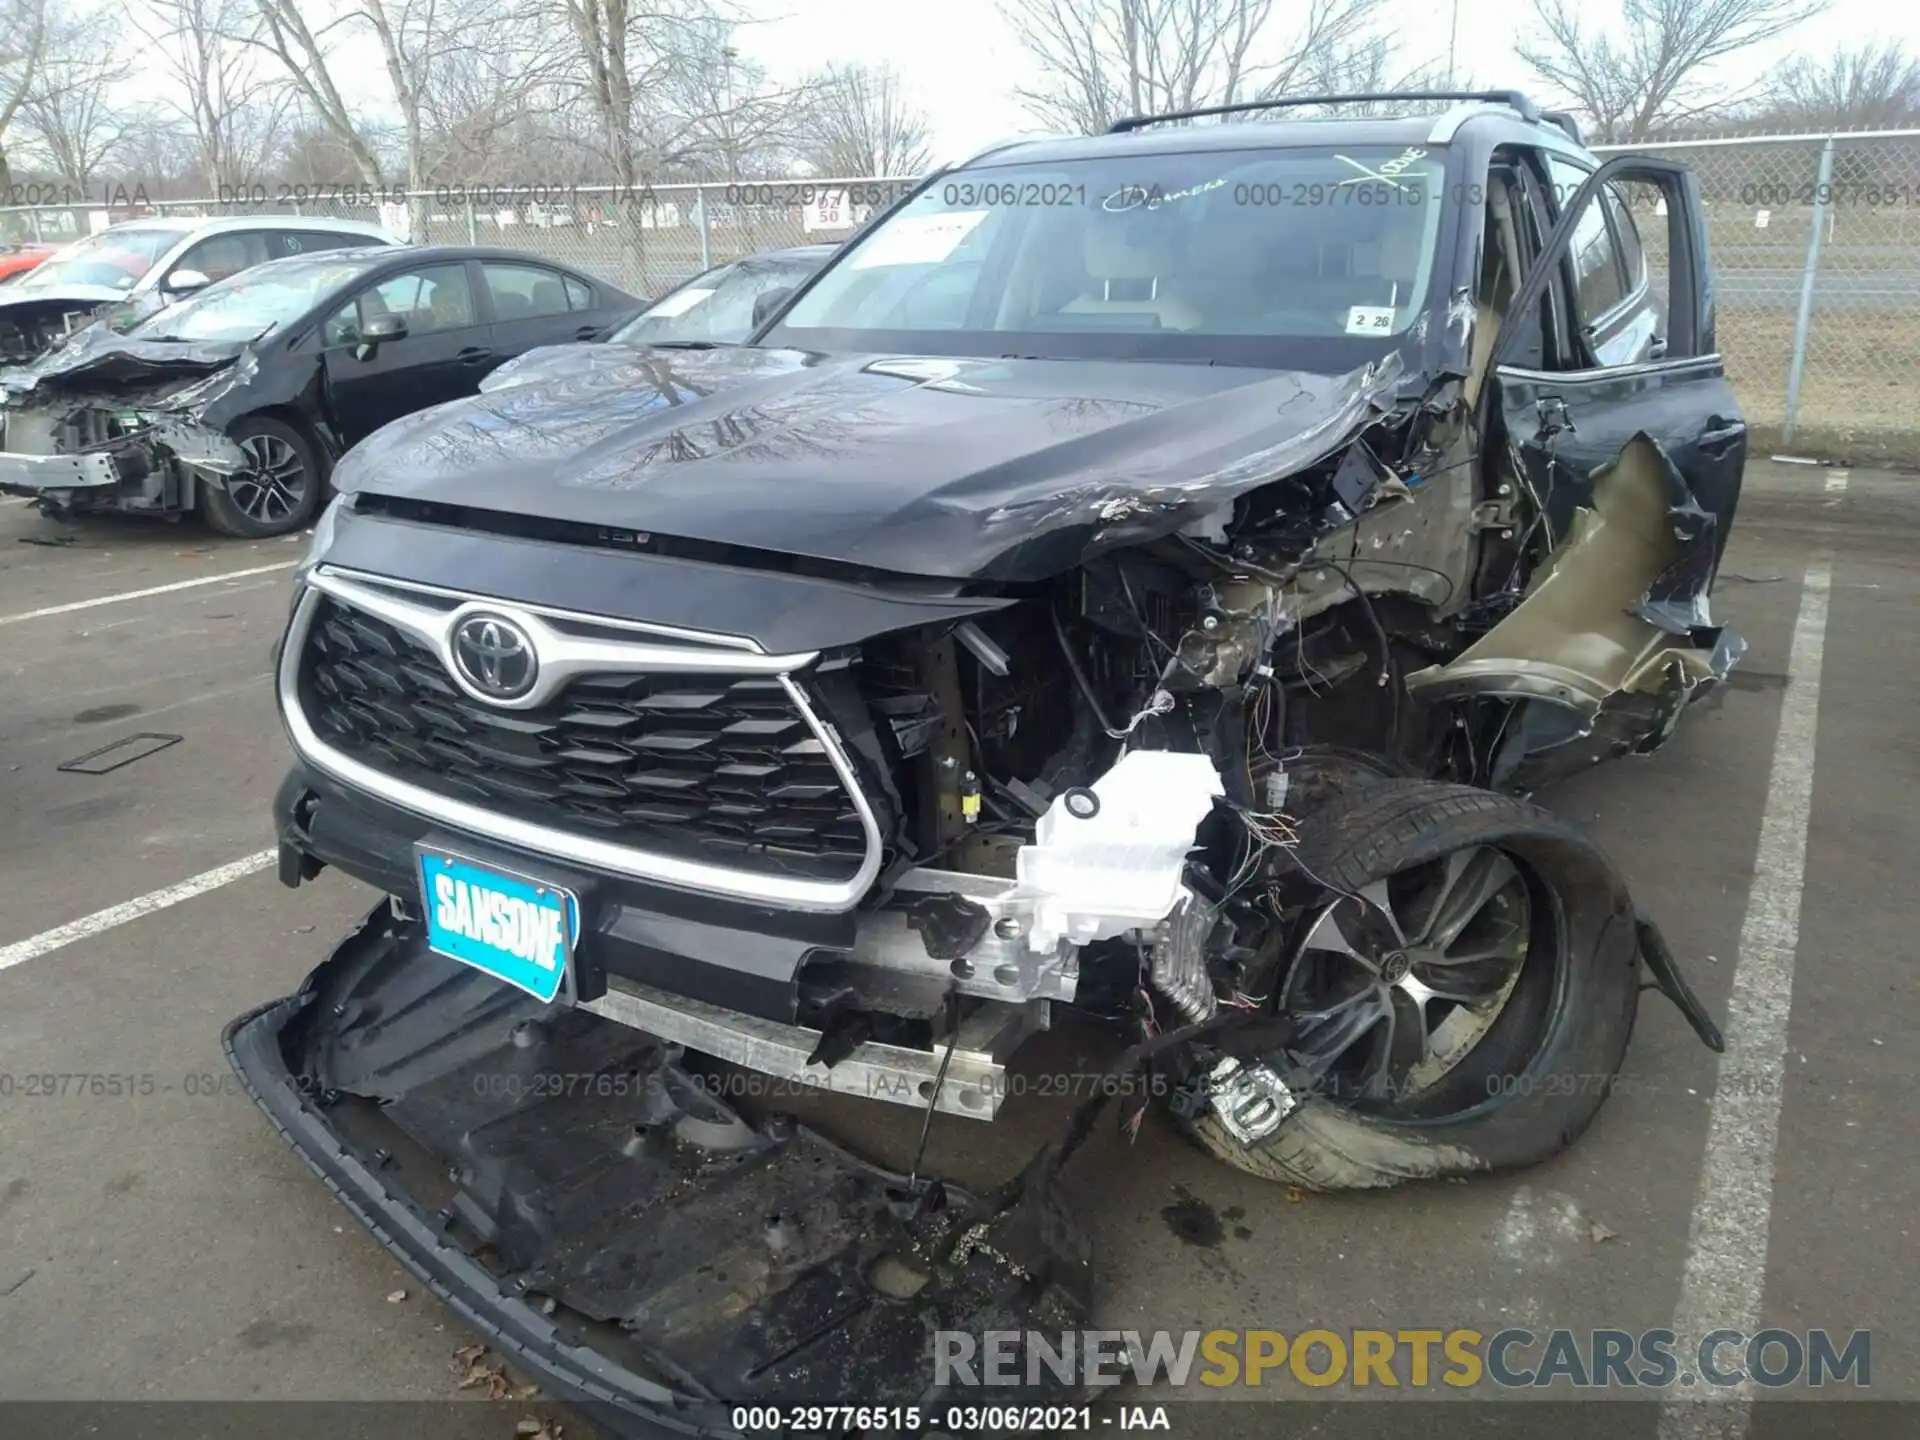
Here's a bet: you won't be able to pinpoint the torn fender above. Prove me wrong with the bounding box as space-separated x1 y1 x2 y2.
1404 434 1743 785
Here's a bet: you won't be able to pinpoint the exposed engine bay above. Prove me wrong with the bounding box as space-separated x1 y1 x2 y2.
269 377 1738 1188
730 417 1738 1142
0 333 265 520
0 302 102 366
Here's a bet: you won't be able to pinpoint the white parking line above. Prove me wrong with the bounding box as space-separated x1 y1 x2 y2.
0 850 277 974
1660 560 1831 1439
0 562 295 627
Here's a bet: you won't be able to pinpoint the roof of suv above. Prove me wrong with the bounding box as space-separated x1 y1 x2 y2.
963 102 1593 169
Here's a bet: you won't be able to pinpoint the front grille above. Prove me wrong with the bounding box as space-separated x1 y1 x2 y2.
297 597 867 880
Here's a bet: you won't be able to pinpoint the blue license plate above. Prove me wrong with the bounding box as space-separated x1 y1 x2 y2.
417 850 579 1004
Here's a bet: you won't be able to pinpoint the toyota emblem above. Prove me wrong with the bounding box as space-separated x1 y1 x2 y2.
451 613 538 700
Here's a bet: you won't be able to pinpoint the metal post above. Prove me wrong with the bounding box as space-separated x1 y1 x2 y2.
697 186 712 270
27 208 41 242
1782 136 1835 442
466 200 477 245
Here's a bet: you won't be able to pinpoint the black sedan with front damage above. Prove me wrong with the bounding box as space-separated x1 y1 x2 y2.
0 244 638 537
232 91 1739 1431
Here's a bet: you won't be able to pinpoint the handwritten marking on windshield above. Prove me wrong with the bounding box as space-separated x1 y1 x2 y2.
1101 177 1229 212
1333 147 1429 192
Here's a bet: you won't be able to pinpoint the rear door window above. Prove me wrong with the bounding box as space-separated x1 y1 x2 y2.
481 263 577 320
278 230 366 257
174 231 273 285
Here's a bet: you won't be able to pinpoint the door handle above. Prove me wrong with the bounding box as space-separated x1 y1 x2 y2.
1648 335 1668 359
1698 420 1745 450
573 325 604 341
457 347 494 365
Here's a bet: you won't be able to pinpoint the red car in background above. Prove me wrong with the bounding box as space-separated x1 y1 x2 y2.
0 243 58 284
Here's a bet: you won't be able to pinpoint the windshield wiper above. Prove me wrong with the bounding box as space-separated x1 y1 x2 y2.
641 339 722 349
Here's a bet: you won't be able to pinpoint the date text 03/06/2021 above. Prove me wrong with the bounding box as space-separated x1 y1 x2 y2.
729 1406 1170 1434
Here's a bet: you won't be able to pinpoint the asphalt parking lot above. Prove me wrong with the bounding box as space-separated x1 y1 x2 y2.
0 458 1914 1437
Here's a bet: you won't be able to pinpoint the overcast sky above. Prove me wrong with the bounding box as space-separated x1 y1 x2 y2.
730 0 1920 158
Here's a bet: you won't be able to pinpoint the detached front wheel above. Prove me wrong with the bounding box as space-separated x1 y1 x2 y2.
200 416 325 539
1188 780 1641 1190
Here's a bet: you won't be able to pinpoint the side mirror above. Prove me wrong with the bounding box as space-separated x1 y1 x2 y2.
354 313 408 360
751 285 796 329
165 268 212 293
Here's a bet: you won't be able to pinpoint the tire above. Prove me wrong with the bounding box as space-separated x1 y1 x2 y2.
1187 779 1642 1190
200 416 326 539
1271 744 1422 819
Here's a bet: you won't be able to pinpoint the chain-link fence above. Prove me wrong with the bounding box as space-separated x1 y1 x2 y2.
1595 129 1920 463
0 179 913 301
5 131 1917 463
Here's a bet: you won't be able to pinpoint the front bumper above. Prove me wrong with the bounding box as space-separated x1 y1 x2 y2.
276 762 853 1025
0 448 118 494
223 992 712 1437
224 913 1091 1436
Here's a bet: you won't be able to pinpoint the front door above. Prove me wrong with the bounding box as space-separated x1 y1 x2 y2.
1492 155 1748 599
1408 153 1750 788
321 261 496 446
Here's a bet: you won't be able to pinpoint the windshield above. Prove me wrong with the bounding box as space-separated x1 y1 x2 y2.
768 145 1449 366
20 228 186 291
614 255 824 345
136 257 377 343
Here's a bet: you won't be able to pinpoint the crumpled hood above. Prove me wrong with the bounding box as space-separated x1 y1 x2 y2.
0 321 246 400
335 346 1399 582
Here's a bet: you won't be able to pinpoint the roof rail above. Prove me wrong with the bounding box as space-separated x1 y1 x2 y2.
1539 110 1583 144
1107 90 1542 133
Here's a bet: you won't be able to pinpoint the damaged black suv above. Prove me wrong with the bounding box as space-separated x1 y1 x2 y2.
232 90 1740 1427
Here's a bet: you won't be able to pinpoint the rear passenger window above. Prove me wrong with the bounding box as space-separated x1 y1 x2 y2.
175 232 271 284
1548 159 1627 322
280 231 361 257
563 275 593 310
482 263 575 320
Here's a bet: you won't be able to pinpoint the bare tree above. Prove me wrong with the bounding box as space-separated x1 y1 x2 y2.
134 0 293 192
644 24 820 179
551 0 755 184
0 0 53 193
16 7 139 188
420 23 571 183
111 113 206 192
238 0 548 236
239 0 387 189
1763 41 1920 129
1000 0 1386 135
1518 0 1828 143
799 63 931 177
1280 37 1473 116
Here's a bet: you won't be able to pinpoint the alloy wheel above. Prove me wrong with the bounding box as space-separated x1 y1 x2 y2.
229 434 308 525
1281 845 1535 1105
